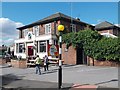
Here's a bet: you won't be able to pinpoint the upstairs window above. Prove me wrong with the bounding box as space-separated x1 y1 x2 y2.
70 24 76 32
33 26 39 36
45 23 51 34
24 29 29 37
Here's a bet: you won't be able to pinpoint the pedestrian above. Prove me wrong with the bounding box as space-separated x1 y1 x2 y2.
43 55 49 71
34 55 42 75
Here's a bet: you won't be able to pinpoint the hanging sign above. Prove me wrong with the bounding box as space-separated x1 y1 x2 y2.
28 33 32 40
48 44 59 57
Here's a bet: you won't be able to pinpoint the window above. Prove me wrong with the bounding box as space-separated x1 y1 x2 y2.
45 23 51 34
54 40 58 45
39 41 46 52
18 43 25 53
24 29 28 37
70 24 76 32
36 41 38 53
16 43 18 53
33 26 39 36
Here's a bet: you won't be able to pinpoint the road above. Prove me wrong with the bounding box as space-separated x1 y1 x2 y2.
0 64 119 89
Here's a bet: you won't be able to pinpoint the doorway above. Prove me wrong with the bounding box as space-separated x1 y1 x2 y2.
28 46 34 56
76 48 87 65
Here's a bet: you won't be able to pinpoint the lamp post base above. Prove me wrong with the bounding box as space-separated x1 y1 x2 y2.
58 66 62 89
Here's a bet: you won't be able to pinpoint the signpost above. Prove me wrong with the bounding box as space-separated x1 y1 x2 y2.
57 24 64 89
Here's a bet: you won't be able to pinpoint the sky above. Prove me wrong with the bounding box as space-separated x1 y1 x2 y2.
0 2 119 46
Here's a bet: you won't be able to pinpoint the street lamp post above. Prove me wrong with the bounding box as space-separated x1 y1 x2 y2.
57 24 64 89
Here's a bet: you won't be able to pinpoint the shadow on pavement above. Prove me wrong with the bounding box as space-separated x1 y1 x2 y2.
94 79 118 85
1 74 24 87
41 69 58 75
1 74 73 90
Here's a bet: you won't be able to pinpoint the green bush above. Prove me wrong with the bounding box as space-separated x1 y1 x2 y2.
95 37 120 61
62 29 120 61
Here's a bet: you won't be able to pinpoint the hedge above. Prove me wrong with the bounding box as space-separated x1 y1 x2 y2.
62 29 120 61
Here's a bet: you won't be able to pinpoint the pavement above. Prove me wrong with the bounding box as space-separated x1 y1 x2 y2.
0 64 119 90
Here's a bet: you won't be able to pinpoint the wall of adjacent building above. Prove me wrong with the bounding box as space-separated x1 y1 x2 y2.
62 44 77 65
97 29 113 34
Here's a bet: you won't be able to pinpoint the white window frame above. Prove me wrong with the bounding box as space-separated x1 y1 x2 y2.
39 41 46 53
33 25 40 36
70 24 76 32
24 29 28 37
16 43 25 53
45 23 51 34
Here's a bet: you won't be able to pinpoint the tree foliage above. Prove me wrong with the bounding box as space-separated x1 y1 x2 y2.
62 29 120 61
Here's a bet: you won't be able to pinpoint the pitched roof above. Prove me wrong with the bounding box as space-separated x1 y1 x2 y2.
17 12 93 30
95 21 117 30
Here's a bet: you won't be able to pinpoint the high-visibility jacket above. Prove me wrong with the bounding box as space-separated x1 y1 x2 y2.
35 57 42 64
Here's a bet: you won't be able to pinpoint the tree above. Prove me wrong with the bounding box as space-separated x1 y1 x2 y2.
62 29 120 61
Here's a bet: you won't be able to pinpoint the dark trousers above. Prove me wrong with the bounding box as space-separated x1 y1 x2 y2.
44 63 49 71
35 64 41 74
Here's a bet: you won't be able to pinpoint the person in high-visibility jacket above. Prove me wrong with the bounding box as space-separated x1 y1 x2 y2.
35 55 42 75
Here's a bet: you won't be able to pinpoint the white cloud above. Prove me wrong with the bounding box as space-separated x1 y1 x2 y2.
0 18 24 46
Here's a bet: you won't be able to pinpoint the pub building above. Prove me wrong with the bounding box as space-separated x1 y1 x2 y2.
15 12 119 65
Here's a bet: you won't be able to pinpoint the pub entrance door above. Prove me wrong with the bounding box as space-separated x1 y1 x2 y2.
28 46 34 56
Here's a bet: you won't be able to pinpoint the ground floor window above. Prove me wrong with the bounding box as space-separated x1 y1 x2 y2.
16 43 18 53
39 41 46 52
16 43 25 53
36 41 38 53
54 40 58 45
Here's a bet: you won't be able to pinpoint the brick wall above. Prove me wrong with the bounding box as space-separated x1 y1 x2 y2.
40 24 45 35
51 21 60 35
0 58 6 65
19 19 88 39
62 44 77 65
11 60 27 68
61 20 87 33
19 27 33 38
61 20 71 33
38 20 61 35
87 57 120 67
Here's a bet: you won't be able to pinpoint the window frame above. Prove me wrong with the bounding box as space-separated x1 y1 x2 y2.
17 43 25 53
24 29 29 37
33 25 40 36
70 24 76 32
45 23 51 34
39 41 46 53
